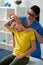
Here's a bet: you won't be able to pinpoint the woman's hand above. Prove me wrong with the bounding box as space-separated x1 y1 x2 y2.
26 28 34 32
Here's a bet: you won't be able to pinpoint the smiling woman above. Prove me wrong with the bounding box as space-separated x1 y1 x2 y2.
19 5 43 59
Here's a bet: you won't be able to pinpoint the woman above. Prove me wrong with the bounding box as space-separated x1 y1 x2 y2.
19 5 43 59
0 18 36 65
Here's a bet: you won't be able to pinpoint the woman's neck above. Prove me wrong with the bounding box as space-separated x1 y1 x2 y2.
27 19 35 26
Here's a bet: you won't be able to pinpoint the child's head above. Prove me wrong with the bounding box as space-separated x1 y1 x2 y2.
8 14 21 26
9 14 25 31
11 20 24 31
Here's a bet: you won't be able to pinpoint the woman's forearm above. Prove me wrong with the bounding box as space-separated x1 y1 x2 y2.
29 28 43 43
34 30 43 43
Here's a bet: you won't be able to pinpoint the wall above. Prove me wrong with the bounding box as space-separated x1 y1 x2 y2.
4 0 43 27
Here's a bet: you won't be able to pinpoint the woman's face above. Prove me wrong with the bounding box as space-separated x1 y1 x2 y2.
27 9 37 21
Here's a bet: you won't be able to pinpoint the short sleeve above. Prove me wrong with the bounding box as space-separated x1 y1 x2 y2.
33 20 43 37
19 16 28 26
8 29 15 33
36 27 43 37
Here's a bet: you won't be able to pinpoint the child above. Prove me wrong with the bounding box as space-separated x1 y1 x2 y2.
0 16 36 65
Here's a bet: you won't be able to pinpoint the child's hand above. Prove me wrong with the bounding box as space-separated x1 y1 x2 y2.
14 55 23 61
14 53 25 61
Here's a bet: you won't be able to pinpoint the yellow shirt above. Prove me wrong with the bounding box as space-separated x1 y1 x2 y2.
11 30 35 58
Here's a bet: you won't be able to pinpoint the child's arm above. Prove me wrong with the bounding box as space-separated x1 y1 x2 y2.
12 15 22 24
14 40 36 60
4 19 15 31
10 14 22 24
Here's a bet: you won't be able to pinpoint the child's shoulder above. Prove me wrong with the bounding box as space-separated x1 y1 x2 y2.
26 28 33 32
26 28 34 35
